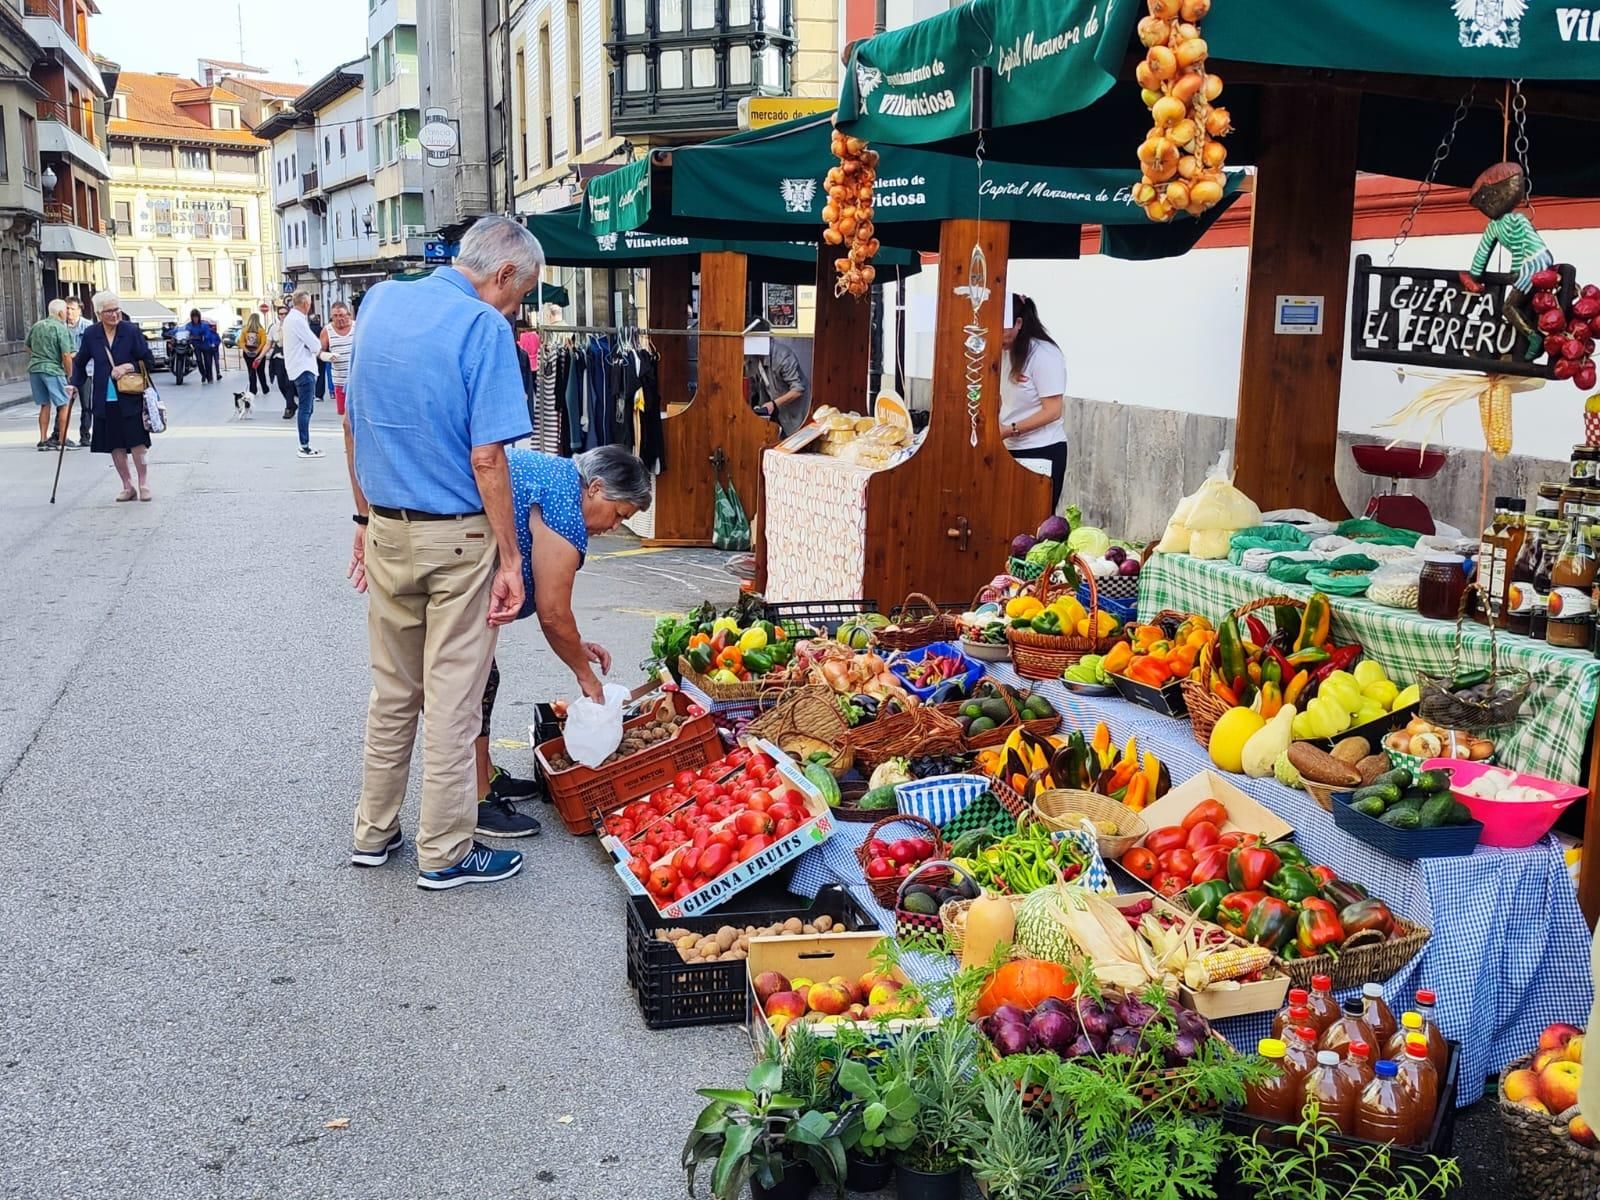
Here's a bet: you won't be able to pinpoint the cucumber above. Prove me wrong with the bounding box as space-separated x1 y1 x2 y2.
1379 807 1422 830
858 784 899 811
1400 788 1434 807
1352 782 1402 807
1373 768 1412 791
1412 769 1451 794
1448 800 1475 826
1351 796 1387 818
803 762 842 808
1419 795 1455 828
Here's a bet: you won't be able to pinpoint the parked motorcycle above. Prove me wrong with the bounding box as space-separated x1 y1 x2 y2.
169 328 194 385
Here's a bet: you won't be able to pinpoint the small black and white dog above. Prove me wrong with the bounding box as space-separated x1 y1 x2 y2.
233 390 252 420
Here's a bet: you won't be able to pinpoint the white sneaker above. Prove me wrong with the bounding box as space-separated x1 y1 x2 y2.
297 445 325 458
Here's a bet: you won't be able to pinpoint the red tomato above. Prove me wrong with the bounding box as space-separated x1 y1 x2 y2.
1181 798 1229 831
734 809 774 836
725 749 750 767
712 827 738 849
704 803 729 823
648 864 678 894
737 834 772 863
612 821 635 841
629 859 651 884
674 770 699 790
767 802 799 825
1153 871 1188 897
691 827 711 850
866 856 895 879
746 789 775 811
1158 848 1196 879
697 843 733 878
1121 847 1158 881
673 879 695 900
865 838 891 860
1145 826 1189 856
1189 845 1230 884
748 753 775 774
653 794 678 815
773 817 798 838
1185 821 1221 852
773 786 806 808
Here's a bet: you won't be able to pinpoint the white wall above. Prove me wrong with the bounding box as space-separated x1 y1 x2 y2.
888 227 1600 464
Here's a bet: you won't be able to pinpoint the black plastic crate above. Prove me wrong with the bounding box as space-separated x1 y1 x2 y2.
1218 1041 1461 1198
761 599 879 638
626 884 873 1030
1110 672 1189 718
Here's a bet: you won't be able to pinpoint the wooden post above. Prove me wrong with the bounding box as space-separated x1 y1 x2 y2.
1232 84 1360 519
811 240 872 414
861 219 1050 606
647 254 691 411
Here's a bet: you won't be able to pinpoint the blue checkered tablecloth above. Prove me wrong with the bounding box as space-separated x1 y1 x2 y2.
785 666 1593 1105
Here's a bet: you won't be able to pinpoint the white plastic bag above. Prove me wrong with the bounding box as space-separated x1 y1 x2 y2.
563 682 631 767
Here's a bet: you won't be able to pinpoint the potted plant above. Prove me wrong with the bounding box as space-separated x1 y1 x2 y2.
1226 1107 1462 1200
892 1019 980 1200
682 1059 847 1200
836 1055 919 1192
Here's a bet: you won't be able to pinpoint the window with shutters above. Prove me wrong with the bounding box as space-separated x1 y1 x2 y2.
229 204 245 239
196 259 213 292
234 259 249 292
158 257 175 291
118 257 135 292
180 145 211 170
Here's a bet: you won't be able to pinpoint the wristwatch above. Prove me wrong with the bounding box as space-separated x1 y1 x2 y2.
352 514 369 526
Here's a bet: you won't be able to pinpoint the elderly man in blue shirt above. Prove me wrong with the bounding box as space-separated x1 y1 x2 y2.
341 215 544 891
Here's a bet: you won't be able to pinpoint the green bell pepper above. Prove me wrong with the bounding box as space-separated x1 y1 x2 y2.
1030 609 1062 635
1182 879 1233 922
1266 840 1306 867
1243 896 1298 952
742 647 775 675
686 643 714 674
1265 865 1320 903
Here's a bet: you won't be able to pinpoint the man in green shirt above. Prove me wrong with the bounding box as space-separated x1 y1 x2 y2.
27 299 76 451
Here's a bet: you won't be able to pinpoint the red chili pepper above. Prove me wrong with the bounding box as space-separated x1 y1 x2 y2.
1245 614 1271 649
1309 644 1364 689
1060 863 1082 883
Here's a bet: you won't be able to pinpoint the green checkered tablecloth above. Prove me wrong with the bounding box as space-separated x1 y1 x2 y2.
1139 553 1600 784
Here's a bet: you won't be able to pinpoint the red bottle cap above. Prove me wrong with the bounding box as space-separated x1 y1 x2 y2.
1288 1005 1310 1019
1288 988 1309 1005
1405 1039 1429 1059
1295 1026 1318 1044
1349 1041 1370 1058
1312 974 1333 992
1415 989 1437 1005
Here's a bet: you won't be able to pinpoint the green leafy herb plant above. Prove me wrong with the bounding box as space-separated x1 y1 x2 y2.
682 1059 846 1200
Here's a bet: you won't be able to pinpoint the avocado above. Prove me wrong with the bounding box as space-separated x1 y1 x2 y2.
968 716 998 736
901 891 939 915
1024 695 1056 718
962 701 984 720
980 699 1011 723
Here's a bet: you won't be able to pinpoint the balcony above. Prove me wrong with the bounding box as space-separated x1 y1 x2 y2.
23 12 107 97
41 202 114 260
37 118 109 179
607 0 793 137
302 168 320 195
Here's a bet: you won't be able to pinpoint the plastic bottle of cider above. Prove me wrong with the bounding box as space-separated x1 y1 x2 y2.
1361 982 1398 1048
1412 990 1451 1076
1305 973 1341 1033
1303 1050 1359 1135
1395 1036 1440 1145
1245 1039 1301 1123
1354 1060 1415 1146
1283 1025 1321 1085
1271 988 1311 1039
1338 1040 1376 1094
1318 998 1377 1060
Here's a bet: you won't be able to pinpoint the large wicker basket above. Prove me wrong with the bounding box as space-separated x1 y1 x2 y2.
876 592 961 652
745 685 853 776
1031 788 1147 859
1005 557 1120 680
678 656 796 704
1498 1050 1600 1199
841 703 967 773
1280 919 1431 990
1181 595 1306 750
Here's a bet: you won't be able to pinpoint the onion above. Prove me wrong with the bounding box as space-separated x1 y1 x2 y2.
838 217 858 237
1145 45 1178 81
1170 73 1204 105
1065 1034 1099 1059
1165 181 1191 209
1169 1032 1200 1063
866 238 880 255
1117 997 1159 1029
823 228 844 245
1151 95 1187 129
821 660 851 689
1106 1027 1142 1056
1201 141 1227 168
861 150 878 167
1190 179 1224 207
1173 156 1200 183
822 205 839 223
1137 16 1171 47
841 160 858 176
834 258 850 275
990 1021 1031 1057
1175 36 1208 67
1078 999 1114 1041
1148 0 1180 17
1029 1010 1077 1055
846 136 866 156
1167 118 1198 147
1204 107 1232 137
1181 0 1211 19
1135 62 1160 91
1203 73 1224 102
1132 181 1158 205
1175 1007 1210 1039
1141 88 1161 109
861 265 876 284
1144 199 1174 222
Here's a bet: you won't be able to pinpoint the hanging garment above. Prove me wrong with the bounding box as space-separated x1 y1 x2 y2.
565 345 587 453
610 345 641 452
584 334 612 449
637 347 664 474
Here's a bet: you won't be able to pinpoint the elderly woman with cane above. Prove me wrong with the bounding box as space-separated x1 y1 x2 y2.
68 291 157 502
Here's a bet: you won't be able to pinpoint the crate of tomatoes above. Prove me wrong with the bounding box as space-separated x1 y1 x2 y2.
605 739 835 919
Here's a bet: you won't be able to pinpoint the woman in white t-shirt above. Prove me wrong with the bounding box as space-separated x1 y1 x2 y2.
999 294 1069 508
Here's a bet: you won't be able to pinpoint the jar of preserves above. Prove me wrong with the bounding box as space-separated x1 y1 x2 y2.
1418 553 1468 621
1571 445 1600 489
1536 484 1563 520
1548 515 1597 649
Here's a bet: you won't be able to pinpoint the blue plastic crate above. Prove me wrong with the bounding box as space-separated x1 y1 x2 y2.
887 642 986 702
1079 582 1138 626
1329 789 1483 860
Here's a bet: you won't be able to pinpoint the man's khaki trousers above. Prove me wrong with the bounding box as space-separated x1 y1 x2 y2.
353 512 499 872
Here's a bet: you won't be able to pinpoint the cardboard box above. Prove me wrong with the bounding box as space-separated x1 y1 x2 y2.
1107 893 1291 1021
744 931 937 1054
607 738 835 920
1134 770 1295 846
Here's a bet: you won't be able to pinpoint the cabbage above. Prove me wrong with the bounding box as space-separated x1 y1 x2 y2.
1067 526 1111 557
1025 539 1071 569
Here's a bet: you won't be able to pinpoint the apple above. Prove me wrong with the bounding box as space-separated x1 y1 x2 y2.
1503 1068 1542 1105
807 981 851 1016
1569 1035 1586 1064
765 990 807 1022
753 971 790 1006
868 979 904 1007
1540 1060 1583 1114
1540 1023 1584 1054
1533 1048 1564 1075
1571 1113 1599 1148
766 1013 794 1037
858 971 892 999
1517 1097 1551 1114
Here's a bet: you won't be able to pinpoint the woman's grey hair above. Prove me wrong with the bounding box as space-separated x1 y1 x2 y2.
91 290 120 315
46 299 66 318
457 214 545 287
575 445 653 510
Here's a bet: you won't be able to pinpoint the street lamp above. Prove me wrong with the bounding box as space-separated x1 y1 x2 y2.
362 205 374 236
40 165 57 194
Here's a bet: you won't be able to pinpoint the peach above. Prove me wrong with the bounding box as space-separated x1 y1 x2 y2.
765 990 807 1022
1516 1097 1551 1114
790 976 815 993
1540 1023 1584 1054
1569 1035 1586 1064
1533 1049 1564 1075
1570 1113 1599 1148
1540 1060 1583 1114
858 971 892 998
807 981 851 1016
845 1003 866 1021
766 1013 794 1038
753 971 791 1006
868 979 904 1007
1503 1068 1542 1104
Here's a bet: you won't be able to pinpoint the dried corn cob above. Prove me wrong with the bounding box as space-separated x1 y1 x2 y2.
1183 944 1274 990
1479 377 1513 458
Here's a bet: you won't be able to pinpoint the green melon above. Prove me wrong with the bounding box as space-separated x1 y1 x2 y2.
1014 887 1078 965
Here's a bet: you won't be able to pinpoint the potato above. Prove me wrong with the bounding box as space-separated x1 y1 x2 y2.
783 917 803 933
814 915 834 932
727 948 747 960
1330 736 1371 765
735 935 750 951
802 924 817 934
677 935 699 953
697 938 719 957
1356 754 1390 787
716 927 738 951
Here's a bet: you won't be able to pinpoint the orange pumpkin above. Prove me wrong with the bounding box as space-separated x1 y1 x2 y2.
975 959 1076 1018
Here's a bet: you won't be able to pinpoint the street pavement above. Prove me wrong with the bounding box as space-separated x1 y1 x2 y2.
0 366 1510 1198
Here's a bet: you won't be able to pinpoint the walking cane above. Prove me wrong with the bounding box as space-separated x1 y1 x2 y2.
49 391 75 504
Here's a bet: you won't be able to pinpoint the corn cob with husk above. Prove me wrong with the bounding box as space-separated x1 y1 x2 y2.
1479 376 1513 458
1376 370 1543 459
1183 944 1275 991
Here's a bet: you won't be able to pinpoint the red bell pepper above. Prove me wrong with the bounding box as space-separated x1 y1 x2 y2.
1244 896 1298 952
1189 844 1231 884
1296 905 1345 957
1309 864 1338 890
1300 896 1340 918
1217 831 1260 852
1216 889 1267 938
1228 845 1282 891
1339 898 1396 939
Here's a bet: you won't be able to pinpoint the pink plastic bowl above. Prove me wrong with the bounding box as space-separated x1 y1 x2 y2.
1421 758 1585 848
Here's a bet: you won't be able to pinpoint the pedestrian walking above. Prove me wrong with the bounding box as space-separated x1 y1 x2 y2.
282 291 323 458
64 297 93 444
67 291 156 502
183 309 216 384
28 300 77 451
342 214 541 890
320 300 354 415
240 311 270 395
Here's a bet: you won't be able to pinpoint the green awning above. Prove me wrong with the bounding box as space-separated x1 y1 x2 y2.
580 159 651 235
522 282 571 308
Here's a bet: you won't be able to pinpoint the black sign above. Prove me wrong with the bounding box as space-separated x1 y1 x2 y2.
1349 254 1575 379
763 282 797 330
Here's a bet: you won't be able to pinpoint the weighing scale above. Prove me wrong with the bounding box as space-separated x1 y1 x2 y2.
1350 443 1448 534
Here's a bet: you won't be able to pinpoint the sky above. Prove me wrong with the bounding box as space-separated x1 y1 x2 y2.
89 1 369 87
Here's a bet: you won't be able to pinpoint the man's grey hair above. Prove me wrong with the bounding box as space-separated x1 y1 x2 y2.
46 299 66 318
291 290 313 310
91 290 119 315
330 300 352 315
457 215 544 287
575 446 652 511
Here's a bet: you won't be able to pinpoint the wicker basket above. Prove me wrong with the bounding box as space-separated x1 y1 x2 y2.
842 703 967 773
746 685 853 777
876 592 961 652
1031 788 1147 859
936 684 1060 751
1005 558 1120 680
1181 595 1306 750
1417 584 1532 731
1498 1051 1600 1200
856 813 950 908
678 656 797 704
940 892 1028 960
1280 919 1431 990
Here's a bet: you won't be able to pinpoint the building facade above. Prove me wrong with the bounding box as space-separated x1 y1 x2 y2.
107 71 290 327
367 0 426 264
415 0 490 241
23 0 114 309
0 1 44 381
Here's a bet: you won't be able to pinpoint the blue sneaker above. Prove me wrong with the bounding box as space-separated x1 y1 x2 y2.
416 842 523 890
350 829 403 867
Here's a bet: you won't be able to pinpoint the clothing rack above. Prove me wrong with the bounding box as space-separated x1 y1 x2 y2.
534 323 813 340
